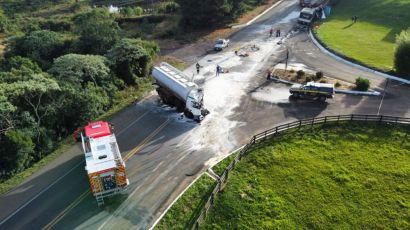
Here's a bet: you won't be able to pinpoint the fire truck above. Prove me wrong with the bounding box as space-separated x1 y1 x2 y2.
81 121 129 206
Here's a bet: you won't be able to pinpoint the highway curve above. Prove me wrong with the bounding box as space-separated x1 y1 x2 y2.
1 0 409 229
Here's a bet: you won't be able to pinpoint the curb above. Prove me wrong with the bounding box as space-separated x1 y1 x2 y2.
148 172 206 230
232 0 284 29
308 30 410 85
335 89 381 96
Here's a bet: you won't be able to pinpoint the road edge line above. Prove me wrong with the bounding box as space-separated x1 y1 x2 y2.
148 172 205 230
0 161 84 226
232 0 285 28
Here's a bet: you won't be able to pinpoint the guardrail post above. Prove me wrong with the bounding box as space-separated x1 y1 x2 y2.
365 115 368 121
311 118 314 127
299 120 302 128
351 114 354 121
324 116 327 123
379 115 383 123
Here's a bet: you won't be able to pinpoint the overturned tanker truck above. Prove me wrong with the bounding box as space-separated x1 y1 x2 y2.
152 62 209 122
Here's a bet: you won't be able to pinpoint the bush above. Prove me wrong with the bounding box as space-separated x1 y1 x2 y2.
305 75 313 83
289 69 295 73
394 28 410 79
315 71 324 80
296 70 305 79
319 79 328 83
335 81 341 88
355 77 370 91
158 2 180 14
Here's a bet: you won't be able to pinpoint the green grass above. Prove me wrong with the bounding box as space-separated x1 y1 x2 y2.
155 174 217 229
204 122 410 229
315 0 410 71
212 152 239 177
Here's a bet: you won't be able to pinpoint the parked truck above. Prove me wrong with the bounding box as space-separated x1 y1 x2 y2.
298 7 318 25
290 82 334 101
214 39 230 51
152 62 209 122
81 121 129 206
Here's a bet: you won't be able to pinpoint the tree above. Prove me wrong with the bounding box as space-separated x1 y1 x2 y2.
6 30 66 69
394 28 410 79
0 9 9 33
49 54 113 89
0 130 35 179
4 73 60 144
3 56 42 75
73 8 120 54
106 39 159 85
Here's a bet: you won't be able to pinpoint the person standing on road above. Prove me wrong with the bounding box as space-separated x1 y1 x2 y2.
216 65 220 76
276 28 281 37
269 28 273 37
196 62 200 74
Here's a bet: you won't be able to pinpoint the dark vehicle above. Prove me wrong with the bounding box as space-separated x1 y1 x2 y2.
290 82 335 101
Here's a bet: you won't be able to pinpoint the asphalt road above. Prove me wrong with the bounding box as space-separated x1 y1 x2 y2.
1 0 409 229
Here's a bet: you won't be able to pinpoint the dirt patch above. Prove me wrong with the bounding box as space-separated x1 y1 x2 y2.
271 68 354 90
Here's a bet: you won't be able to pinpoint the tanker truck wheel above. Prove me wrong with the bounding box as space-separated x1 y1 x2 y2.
184 109 194 119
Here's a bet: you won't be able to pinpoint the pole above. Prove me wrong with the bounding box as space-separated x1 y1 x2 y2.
285 48 289 73
377 78 389 115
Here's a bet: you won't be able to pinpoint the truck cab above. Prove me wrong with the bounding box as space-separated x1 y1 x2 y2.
290 82 335 101
298 7 317 25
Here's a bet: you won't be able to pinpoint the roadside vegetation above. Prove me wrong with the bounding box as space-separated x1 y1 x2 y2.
315 0 410 74
203 122 410 229
0 0 277 193
155 174 216 230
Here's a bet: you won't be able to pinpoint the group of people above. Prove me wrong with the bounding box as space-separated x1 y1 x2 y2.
269 28 281 38
195 62 223 77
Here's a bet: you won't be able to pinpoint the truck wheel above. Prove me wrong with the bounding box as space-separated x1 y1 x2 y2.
184 110 194 119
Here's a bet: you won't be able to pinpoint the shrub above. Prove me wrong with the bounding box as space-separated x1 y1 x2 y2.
315 71 324 80
335 81 341 88
394 28 410 79
158 2 180 14
133 6 143 16
319 79 328 83
305 75 313 83
355 77 370 91
296 70 305 79
289 69 295 73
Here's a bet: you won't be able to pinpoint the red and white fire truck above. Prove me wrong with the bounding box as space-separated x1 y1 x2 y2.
80 121 129 206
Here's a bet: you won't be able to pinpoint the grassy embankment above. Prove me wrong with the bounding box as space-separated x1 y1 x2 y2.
155 174 216 230
315 0 410 71
203 122 410 229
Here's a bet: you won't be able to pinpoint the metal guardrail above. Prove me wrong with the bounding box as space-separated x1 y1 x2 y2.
191 114 410 229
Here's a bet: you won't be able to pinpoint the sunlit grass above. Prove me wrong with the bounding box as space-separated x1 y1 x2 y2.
204 122 410 229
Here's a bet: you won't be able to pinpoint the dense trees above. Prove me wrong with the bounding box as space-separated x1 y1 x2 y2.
73 8 120 54
0 7 159 180
5 30 67 69
106 39 159 85
394 28 410 79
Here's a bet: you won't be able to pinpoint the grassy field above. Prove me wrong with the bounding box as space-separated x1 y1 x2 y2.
155 174 216 229
315 0 410 71
203 122 410 229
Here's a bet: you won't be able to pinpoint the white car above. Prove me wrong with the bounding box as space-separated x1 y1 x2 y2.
214 39 230 51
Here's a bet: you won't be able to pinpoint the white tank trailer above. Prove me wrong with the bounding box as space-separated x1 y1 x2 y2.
152 62 209 122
